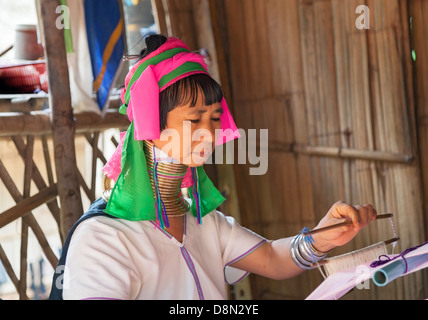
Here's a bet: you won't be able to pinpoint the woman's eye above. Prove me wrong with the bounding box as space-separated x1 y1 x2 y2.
187 118 220 124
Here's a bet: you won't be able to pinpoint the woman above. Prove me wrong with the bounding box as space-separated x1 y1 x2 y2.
49 35 376 300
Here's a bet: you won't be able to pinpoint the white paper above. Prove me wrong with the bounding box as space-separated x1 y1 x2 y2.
306 242 428 300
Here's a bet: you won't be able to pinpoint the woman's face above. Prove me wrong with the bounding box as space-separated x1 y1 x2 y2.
152 93 223 167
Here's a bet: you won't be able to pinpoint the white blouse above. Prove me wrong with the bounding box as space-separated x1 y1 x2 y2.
62 210 266 300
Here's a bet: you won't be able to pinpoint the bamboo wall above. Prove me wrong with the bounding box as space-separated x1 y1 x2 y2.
410 0 428 246
155 0 428 300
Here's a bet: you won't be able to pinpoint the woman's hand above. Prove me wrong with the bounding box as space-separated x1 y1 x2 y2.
312 201 377 252
230 201 377 281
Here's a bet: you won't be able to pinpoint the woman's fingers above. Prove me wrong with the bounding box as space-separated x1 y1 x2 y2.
333 201 377 230
355 204 377 228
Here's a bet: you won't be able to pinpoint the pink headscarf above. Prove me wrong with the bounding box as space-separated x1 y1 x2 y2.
102 37 240 186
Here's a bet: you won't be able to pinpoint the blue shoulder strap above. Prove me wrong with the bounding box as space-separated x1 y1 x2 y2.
48 198 115 300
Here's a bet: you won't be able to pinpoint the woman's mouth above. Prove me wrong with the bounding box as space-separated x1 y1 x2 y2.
192 151 208 158
190 148 212 165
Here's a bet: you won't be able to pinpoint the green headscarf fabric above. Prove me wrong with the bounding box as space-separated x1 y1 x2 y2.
104 121 225 222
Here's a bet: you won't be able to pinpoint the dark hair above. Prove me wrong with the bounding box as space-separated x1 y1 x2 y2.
142 35 224 130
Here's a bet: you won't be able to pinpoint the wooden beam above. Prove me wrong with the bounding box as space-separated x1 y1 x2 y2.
0 244 20 296
409 0 428 250
0 158 59 268
0 94 121 113
151 0 168 35
0 93 49 112
75 111 129 134
267 142 414 164
12 136 61 226
37 0 84 236
0 110 129 137
0 184 58 229
0 111 52 137
19 219 28 300
41 135 55 186
23 214 59 269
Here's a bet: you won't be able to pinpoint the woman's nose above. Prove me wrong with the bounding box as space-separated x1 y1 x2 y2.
194 123 215 144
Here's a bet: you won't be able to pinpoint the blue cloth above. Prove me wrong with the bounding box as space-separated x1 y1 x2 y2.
84 0 125 111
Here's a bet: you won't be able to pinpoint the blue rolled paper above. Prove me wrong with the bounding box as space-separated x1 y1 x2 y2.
373 253 428 287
